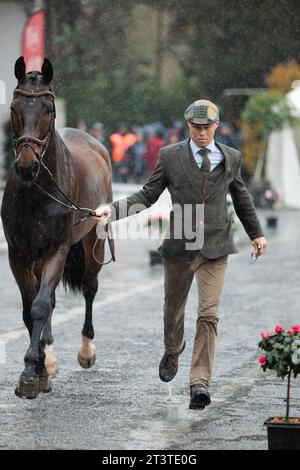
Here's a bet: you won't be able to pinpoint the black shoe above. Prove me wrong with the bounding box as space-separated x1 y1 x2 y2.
159 340 186 382
189 385 211 410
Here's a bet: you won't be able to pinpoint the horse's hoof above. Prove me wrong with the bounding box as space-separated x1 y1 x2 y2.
77 352 96 369
15 378 40 399
39 375 52 394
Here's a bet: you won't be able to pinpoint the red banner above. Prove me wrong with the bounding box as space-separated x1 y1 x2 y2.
22 11 45 72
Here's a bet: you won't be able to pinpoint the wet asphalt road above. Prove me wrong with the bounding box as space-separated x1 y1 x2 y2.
0 186 300 450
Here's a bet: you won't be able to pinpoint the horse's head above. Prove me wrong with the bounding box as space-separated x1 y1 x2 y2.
11 56 55 182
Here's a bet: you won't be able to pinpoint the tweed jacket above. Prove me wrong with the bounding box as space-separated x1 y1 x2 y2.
110 138 264 261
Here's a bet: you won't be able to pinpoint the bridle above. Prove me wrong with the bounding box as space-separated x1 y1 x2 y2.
10 86 115 266
11 87 56 165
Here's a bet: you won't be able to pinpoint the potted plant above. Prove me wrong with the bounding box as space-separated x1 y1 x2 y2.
258 324 300 450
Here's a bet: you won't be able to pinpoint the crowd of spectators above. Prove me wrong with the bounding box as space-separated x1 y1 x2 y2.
77 119 241 184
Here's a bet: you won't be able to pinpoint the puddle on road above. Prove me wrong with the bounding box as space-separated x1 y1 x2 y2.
126 387 208 450
0 403 17 409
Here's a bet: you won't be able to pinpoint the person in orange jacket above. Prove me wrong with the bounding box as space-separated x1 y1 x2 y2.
110 124 137 182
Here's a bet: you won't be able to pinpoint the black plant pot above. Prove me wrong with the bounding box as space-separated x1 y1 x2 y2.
265 417 300 450
266 216 278 228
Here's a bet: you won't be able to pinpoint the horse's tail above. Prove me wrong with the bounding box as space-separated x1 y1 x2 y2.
62 240 85 293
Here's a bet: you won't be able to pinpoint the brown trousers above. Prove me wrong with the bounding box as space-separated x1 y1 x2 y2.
163 253 228 387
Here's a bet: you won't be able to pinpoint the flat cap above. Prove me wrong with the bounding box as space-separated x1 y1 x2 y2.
184 99 219 125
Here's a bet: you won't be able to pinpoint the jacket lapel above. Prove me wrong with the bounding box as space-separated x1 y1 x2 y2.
216 142 232 177
203 142 233 201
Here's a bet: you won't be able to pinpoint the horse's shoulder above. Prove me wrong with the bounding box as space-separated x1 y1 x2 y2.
57 128 111 169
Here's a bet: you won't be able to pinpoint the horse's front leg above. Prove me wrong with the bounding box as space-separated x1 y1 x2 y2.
8 247 37 338
16 246 68 399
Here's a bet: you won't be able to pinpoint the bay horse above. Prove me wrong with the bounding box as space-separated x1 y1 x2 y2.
1 57 113 399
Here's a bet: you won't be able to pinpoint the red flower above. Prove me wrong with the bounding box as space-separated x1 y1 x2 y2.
288 330 294 336
292 325 300 333
261 332 266 339
275 325 284 334
259 355 267 366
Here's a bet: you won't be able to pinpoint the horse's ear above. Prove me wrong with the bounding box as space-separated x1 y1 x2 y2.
14 56 26 82
41 58 53 84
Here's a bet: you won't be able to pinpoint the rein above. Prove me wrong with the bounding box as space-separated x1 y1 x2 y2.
11 87 115 266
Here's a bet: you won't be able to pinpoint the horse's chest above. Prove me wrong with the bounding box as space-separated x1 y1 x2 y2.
9 215 68 260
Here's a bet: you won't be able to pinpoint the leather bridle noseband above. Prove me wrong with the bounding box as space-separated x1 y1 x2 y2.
10 86 116 266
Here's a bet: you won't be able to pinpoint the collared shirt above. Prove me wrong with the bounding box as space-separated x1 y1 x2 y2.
190 138 224 171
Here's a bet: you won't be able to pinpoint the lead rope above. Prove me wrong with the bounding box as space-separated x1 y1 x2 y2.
33 162 116 266
92 222 116 266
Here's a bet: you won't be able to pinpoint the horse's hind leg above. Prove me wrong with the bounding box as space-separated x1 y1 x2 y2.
36 312 58 394
34 272 59 388
37 309 59 394
78 230 105 369
42 294 59 379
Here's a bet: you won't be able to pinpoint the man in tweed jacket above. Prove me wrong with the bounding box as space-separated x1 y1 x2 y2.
95 99 267 410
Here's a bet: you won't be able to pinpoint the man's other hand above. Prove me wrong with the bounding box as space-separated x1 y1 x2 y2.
251 237 267 257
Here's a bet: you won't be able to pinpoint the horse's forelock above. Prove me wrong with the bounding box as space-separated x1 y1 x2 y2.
27 71 42 83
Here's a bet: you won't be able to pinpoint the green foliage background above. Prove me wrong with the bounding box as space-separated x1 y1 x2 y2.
45 0 300 133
